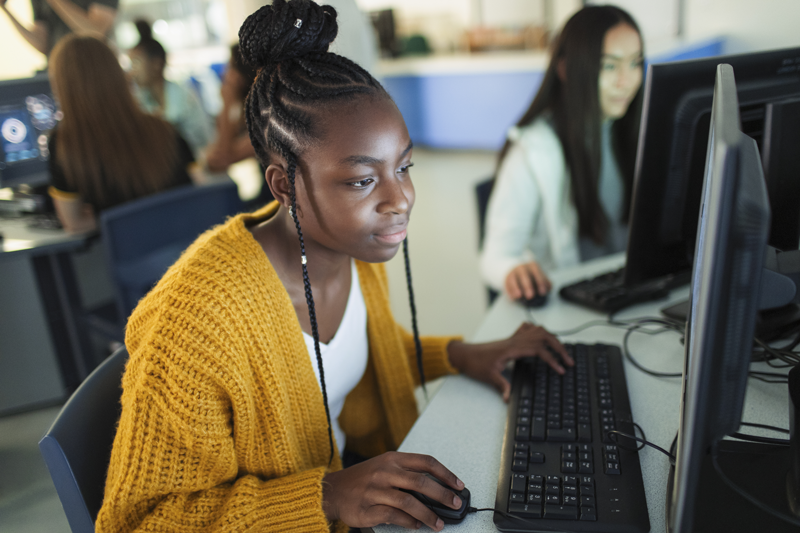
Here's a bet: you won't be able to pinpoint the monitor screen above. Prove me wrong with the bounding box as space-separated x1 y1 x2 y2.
668 63 771 532
625 47 800 286
0 74 60 189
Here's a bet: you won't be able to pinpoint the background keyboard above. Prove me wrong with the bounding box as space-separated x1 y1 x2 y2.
493 343 650 532
558 267 688 314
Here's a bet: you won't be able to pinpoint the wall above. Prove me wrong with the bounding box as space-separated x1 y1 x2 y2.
0 0 47 80
685 0 800 53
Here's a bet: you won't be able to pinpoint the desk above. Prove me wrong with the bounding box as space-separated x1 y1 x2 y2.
0 215 97 411
372 253 790 533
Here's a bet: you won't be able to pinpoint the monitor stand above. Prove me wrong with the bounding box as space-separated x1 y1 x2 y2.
661 299 800 342
666 440 795 533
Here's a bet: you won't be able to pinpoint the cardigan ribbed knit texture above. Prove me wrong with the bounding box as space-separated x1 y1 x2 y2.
96 201 460 532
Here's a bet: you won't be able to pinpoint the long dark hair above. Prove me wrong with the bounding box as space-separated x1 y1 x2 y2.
497 5 644 244
49 35 178 210
239 0 426 464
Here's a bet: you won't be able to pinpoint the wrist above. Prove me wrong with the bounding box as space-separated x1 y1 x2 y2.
321 470 341 522
447 340 468 372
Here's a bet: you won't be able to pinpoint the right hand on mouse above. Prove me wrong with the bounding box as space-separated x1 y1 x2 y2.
322 452 464 531
505 261 551 301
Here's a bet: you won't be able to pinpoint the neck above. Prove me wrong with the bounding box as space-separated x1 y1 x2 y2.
256 206 351 288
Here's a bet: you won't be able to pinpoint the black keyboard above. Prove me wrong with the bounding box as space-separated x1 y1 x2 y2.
559 267 688 313
493 343 650 532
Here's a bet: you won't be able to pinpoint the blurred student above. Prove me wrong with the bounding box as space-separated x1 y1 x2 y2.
128 24 213 155
47 35 196 233
204 44 257 173
1 0 117 57
480 5 644 301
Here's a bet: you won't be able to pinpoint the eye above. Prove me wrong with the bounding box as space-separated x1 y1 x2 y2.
398 162 415 174
602 62 617 71
350 178 374 189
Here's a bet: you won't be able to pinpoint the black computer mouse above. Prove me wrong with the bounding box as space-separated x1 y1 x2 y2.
519 282 549 308
400 474 471 524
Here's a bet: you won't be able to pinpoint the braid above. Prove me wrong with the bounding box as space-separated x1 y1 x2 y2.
403 238 426 396
286 151 335 466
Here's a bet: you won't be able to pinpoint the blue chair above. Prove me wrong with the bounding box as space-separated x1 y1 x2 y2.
39 346 129 533
87 181 244 340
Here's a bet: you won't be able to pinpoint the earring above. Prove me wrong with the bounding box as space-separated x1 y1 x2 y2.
288 206 293 217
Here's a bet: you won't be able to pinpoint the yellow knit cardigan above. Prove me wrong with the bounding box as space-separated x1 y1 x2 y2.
95 202 459 532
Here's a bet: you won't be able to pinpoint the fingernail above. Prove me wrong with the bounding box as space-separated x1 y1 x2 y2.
416 521 422 529
456 477 465 489
453 495 462 508
436 518 444 530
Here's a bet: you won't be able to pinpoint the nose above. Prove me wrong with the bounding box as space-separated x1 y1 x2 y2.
378 172 413 215
617 63 641 91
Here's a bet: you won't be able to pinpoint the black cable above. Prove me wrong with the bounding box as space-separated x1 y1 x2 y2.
607 428 676 465
468 508 566 530
748 371 789 383
730 432 791 445
621 322 683 378
711 442 800 527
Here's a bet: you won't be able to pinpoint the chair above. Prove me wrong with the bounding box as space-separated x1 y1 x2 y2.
475 176 499 305
84 180 245 341
39 346 129 533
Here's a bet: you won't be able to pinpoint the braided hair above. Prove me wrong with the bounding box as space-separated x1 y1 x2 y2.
239 0 426 465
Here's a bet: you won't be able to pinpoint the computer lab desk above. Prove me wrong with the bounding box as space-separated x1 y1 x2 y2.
0 215 97 412
370 253 791 533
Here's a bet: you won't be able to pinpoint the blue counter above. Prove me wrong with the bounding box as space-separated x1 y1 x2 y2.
380 37 726 150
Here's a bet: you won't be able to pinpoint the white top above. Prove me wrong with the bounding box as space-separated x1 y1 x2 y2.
303 259 368 456
479 117 580 292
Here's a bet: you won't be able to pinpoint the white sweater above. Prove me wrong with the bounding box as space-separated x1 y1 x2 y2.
480 118 580 292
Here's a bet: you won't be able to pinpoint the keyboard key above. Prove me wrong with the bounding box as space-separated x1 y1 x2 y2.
579 461 594 474
509 503 542 518
530 452 545 464
563 495 579 506
512 459 527 472
546 485 560 496
545 494 560 504
544 504 579 520
528 483 543 494
547 427 576 442
605 462 621 475
531 417 547 441
563 485 577 497
529 474 543 484
581 495 596 506
561 461 577 473
510 492 525 504
511 474 526 494
563 475 578 485
516 425 530 441
580 506 597 521
527 493 543 505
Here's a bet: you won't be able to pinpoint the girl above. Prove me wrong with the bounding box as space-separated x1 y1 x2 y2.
96 1 571 531
128 29 213 155
47 35 195 233
479 5 644 302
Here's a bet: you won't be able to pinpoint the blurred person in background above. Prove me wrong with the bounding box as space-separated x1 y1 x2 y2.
0 0 117 57
47 34 197 233
480 5 644 302
128 20 213 156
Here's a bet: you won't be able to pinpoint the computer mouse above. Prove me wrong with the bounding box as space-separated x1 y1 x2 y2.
400 473 471 524
518 282 549 308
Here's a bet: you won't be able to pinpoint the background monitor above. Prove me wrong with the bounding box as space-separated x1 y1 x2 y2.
0 74 60 190
668 64 773 532
625 47 800 287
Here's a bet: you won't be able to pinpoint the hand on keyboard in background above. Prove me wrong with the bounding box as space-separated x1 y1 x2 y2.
322 451 465 532
447 322 573 402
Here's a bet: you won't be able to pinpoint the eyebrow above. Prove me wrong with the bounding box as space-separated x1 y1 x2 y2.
602 52 643 61
340 140 414 167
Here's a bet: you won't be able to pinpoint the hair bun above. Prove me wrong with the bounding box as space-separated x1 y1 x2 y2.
239 0 338 69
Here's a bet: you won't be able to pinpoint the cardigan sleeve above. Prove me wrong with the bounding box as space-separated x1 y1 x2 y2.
95 345 341 533
399 327 460 383
479 139 543 292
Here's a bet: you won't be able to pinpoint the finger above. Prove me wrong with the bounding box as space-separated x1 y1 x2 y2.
505 271 521 300
396 470 463 512
544 334 573 366
488 368 512 402
534 345 565 374
368 504 427 531
516 268 535 300
390 491 446 531
400 453 465 493
526 263 551 295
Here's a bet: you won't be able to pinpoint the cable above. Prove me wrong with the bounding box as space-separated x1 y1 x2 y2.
740 422 790 434
711 442 800 527
748 371 789 384
607 428 676 465
621 321 683 378
730 432 791 445
467 508 568 530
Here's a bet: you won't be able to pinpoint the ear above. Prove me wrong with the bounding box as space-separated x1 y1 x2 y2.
264 156 292 208
557 58 567 83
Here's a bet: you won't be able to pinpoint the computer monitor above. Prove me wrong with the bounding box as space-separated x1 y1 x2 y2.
0 73 60 190
667 64 793 532
625 47 800 287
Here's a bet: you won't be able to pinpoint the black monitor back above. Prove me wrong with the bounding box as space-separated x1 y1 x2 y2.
626 47 800 286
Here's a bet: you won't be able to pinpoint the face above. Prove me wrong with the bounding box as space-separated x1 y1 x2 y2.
128 48 161 87
287 96 415 263
598 23 643 120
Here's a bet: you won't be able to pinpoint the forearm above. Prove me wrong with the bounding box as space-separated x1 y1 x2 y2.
1 7 47 54
45 0 113 35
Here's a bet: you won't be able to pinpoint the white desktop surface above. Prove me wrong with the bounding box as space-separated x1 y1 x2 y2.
0 215 92 256
372 253 790 533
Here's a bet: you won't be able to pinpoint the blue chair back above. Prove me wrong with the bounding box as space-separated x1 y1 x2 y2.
39 346 129 533
100 181 243 321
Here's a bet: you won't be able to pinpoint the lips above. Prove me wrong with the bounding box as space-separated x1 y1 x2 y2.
374 228 407 245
